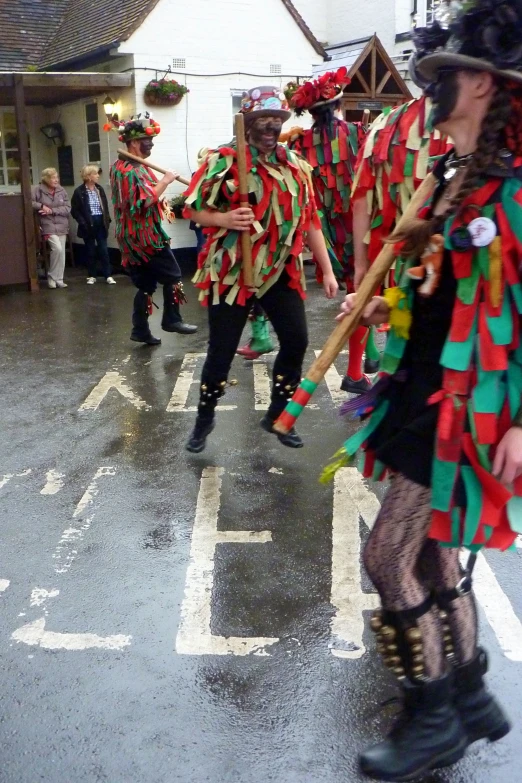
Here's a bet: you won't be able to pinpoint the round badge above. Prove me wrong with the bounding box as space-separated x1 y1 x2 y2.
451 227 473 252
467 217 497 247
251 89 261 100
264 96 282 110
278 92 286 101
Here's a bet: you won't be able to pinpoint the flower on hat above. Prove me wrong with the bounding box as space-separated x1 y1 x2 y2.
289 67 350 116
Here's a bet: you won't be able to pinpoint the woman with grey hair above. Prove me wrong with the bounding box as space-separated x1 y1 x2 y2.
32 168 71 289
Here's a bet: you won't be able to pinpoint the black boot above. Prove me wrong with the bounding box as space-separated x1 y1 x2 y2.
359 674 467 782
454 648 511 746
186 380 226 453
131 291 161 345
261 374 303 448
161 284 198 334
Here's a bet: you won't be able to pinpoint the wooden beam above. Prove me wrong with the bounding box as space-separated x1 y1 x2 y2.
352 69 371 96
371 45 377 98
20 72 133 90
14 74 38 292
376 71 392 94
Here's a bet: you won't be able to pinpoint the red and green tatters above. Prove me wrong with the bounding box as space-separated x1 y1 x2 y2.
325 174 522 553
352 97 452 265
183 143 320 306
110 159 170 266
289 118 361 278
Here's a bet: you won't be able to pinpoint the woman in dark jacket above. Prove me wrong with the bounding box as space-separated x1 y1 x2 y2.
71 165 115 284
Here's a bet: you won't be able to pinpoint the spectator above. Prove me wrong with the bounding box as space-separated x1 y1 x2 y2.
71 165 115 285
32 168 71 289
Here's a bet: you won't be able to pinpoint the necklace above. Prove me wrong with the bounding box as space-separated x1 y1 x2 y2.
443 151 474 182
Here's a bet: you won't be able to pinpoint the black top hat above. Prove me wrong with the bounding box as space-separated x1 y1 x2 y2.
412 0 522 86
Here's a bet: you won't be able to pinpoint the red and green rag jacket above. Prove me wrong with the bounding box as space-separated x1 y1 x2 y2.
110 159 170 266
182 142 321 306
352 97 452 265
288 118 361 280
329 167 522 552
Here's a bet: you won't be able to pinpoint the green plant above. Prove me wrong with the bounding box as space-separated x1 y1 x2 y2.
144 79 189 99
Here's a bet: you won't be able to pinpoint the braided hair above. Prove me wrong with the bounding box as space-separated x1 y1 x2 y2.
391 79 516 258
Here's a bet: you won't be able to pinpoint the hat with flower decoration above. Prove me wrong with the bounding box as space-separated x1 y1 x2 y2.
288 67 350 116
411 0 522 86
239 86 291 123
104 113 161 143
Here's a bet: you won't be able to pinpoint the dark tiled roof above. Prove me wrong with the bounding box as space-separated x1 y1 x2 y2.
0 0 326 72
0 0 70 70
39 0 162 69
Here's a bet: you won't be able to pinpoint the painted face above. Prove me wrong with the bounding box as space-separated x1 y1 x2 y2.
138 137 154 157
247 116 283 154
427 69 460 127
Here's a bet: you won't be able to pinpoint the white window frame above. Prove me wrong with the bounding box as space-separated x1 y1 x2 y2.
0 108 35 192
414 0 436 27
85 101 101 164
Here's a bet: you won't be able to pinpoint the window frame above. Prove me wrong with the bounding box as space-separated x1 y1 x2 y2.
85 100 101 164
0 108 34 191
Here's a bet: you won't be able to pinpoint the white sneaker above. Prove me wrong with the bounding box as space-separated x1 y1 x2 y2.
86 277 96 285
106 276 116 285
56 281 68 288
48 279 57 289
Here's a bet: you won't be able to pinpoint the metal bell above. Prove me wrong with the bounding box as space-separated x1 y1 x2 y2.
405 627 422 644
370 616 383 633
381 626 397 642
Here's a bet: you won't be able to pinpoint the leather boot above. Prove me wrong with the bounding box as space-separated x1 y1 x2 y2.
261 374 303 448
359 674 467 781
130 291 161 345
454 648 511 746
161 284 198 334
186 380 226 453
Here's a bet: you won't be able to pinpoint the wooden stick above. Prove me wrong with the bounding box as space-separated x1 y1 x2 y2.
273 172 437 435
234 113 255 289
117 148 191 186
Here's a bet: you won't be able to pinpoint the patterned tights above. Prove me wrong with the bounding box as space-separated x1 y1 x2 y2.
363 474 478 678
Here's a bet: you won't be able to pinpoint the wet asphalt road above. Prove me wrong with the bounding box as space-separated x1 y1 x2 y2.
1 269 521 783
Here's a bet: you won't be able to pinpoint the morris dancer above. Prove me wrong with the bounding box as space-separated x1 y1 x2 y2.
183 86 338 453
288 69 372 394
333 0 522 777
349 94 452 388
109 116 197 345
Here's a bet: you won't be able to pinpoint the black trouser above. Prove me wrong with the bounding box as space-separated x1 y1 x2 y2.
84 216 112 278
128 246 183 325
200 272 308 416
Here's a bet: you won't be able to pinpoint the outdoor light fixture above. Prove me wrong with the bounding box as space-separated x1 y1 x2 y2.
40 122 64 146
103 95 117 119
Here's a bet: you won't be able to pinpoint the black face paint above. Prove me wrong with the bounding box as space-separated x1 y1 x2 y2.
247 118 283 153
429 70 460 127
139 138 154 158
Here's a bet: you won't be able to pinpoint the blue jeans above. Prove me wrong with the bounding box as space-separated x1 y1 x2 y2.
84 215 112 278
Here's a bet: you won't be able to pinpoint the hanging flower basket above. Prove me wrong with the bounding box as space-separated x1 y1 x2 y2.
144 78 189 108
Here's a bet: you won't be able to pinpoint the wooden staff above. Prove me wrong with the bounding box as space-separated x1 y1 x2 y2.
234 113 255 289
117 148 190 186
273 172 437 435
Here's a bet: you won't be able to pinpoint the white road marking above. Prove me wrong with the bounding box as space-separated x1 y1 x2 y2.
0 579 10 593
79 372 151 412
167 353 236 412
30 588 59 611
330 468 379 659
461 552 522 662
0 469 31 492
176 467 278 657
314 350 345 406
253 361 272 411
40 469 65 495
11 617 131 651
52 466 116 574
269 467 284 475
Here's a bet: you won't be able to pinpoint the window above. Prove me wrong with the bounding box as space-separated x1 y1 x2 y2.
426 0 435 24
412 0 436 27
85 102 101 163
0 110 32 187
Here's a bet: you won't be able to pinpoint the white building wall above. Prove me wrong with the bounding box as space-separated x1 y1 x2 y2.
120 0 323 248
290 0 329 45
327 0 396 51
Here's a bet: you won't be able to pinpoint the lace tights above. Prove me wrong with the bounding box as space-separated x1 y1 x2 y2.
363 474 478 678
